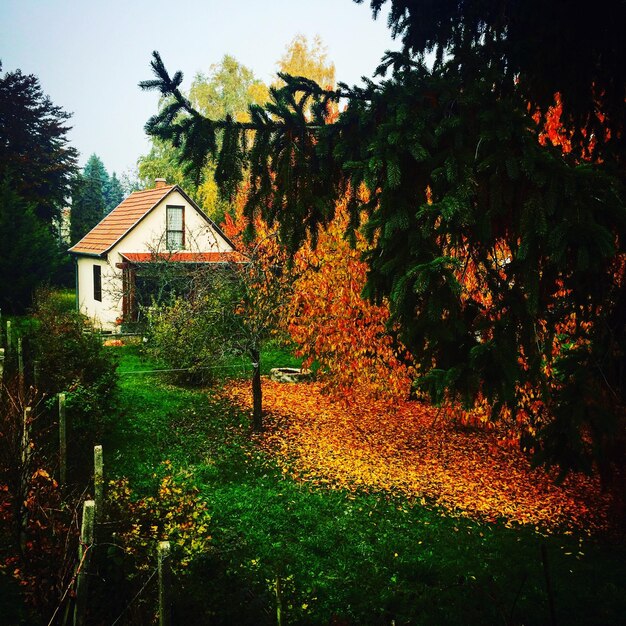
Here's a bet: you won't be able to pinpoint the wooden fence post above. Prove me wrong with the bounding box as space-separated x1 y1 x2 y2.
93 445 103 524
17 336 24 396
74 500 95 626
21 407 32 466
158 540 171 626
275 576 284 626
19 407 32 552
59 393 67 486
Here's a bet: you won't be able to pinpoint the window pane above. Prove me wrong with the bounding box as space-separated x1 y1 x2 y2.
93 265 102 302
166 206 184 250
167 231 183 250
167 207 183 230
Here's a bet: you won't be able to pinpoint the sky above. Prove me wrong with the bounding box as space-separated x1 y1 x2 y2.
1 0 401 178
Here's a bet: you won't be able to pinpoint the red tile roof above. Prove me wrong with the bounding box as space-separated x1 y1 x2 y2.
120 251 246 264
69 185 176 256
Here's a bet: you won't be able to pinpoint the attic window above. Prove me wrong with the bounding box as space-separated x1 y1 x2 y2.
166 206 184 250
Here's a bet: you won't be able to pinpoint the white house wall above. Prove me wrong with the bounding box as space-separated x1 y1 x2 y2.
76 256 120 331
77 189 234 331
109 189 232 259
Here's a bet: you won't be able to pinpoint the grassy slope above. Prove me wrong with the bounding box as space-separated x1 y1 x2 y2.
104 345 626 625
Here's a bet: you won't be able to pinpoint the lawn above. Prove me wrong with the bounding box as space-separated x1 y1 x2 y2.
102 344 626 625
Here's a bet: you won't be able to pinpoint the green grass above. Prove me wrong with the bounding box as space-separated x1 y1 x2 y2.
1 289 75 341
46 288 76 312
103 345 626 625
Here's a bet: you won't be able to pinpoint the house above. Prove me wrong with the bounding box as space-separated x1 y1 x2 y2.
68 179 238 331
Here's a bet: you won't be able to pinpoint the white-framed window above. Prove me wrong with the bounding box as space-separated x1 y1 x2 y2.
166 205 184 250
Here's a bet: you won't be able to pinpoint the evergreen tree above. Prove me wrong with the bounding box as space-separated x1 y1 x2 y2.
142 1 626 477
0 178 59 313
0 62 77 225
139 55 268 222
70 155 107 244
104 171 124 213
84 153 109 194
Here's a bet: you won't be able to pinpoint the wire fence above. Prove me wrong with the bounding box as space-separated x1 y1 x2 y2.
117 362 252 375
110 565 160 625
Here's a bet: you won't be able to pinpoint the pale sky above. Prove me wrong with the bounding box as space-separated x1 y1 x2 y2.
1 0 401 177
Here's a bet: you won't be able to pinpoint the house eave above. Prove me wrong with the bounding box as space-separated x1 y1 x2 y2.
68 249 107 259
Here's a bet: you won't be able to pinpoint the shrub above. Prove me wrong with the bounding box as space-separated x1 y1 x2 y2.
30 289 118 474
99 463 213 622
0 381 80 623
146 271 243 385
106 463 212 575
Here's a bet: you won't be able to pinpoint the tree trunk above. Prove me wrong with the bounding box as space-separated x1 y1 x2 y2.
251 347 262 432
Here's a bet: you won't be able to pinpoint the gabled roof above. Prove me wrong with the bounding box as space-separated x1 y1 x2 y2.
120 251 246 264
68 184 235 257
69 185 175 256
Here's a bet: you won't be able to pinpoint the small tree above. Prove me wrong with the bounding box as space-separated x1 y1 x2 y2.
148 234 290 431
221 204 294 430
287 194 415 402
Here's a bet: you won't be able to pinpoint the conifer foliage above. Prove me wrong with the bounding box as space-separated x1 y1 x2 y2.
70 154 124 244
0 62 77 225
0 62 77 311
142 1 626 478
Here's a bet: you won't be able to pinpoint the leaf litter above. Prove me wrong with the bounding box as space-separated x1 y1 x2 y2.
222 379 614 534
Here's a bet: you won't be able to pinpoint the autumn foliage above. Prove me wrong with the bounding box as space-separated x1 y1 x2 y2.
222 190 415 403
224 379 613 533
106 463 212 575
287 197 415 401
221 170 620 530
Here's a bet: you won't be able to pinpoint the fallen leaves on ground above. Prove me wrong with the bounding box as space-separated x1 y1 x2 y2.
222 379 614 533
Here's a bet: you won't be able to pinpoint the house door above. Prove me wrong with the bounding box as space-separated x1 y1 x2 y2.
122 265 138 322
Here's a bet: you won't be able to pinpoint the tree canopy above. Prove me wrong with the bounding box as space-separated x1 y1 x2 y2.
137 38 331 222
362 0 626 165
142 1 626 477
0 180 60 312
0 62 77 225
274 34 335 90
189 54 269 121
70 154 125 244
0 62 77 310
138 54 269 222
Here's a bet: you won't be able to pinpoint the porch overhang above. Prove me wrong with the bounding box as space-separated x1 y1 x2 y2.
119 251 246 265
